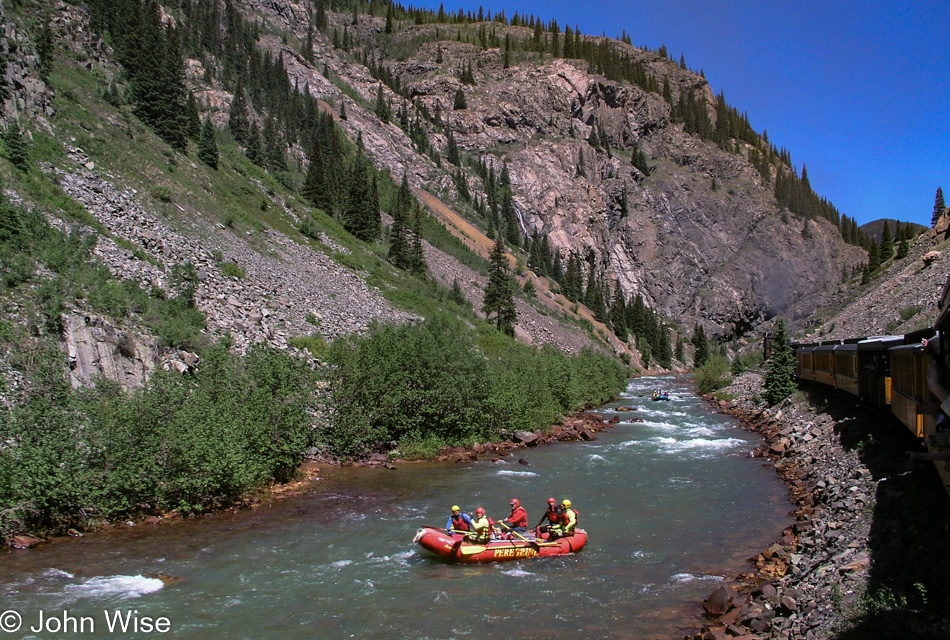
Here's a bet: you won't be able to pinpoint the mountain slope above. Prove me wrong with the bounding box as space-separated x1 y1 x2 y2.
797 226 950 341
238 0 865 339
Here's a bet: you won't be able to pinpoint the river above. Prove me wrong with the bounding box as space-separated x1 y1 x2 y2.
0 375 790 639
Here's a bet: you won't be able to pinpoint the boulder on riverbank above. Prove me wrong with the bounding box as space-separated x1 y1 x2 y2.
435 410 616 463
7 535 44 549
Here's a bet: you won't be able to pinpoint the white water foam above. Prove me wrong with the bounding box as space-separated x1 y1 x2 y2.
671 573 724 584
652 436 745 455
638 408 687 419
369 550 415 567
60 575 164 601
330 560 353 569
587 454 606 462
496 470 538 477
501 567 536 579
43 568 75 579
637 419 680 430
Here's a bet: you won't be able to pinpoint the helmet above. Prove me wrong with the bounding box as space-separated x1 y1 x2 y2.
547 497 556 505
451 505 460 512
510 499 520 508
475 507 485 516
562 499 572 508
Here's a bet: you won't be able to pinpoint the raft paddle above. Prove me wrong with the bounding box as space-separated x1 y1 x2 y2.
497 522 540 547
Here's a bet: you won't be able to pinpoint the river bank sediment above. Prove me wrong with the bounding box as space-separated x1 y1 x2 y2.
682 371 950 640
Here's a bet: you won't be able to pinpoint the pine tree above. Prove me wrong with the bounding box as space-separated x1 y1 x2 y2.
343 151 380 242
448 277 467 306
408 203 427 276
304 21 315 62
632 143 650 176
764 319 796 404
896 221 910 259
228 79 250 143
36 16 54 82
933 187 945 226
185 91 201 141
453 88 467 110
867 239 881 273
314 0 328 30
388 173 413 270
879 221 893 263
197 115 218 169
731 356 745 376
482 236 517 336
374 84 390 122
639 340 652 370
245 122 263 165
1 121 30 172
562 253 582 301
501 189 519 246
692 324 709 368
445 129 460 165
523 278 536 297
262 115 286 172
609 286 628 341
127 4 189 151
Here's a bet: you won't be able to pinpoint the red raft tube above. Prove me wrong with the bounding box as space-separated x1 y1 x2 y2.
413 526 588 563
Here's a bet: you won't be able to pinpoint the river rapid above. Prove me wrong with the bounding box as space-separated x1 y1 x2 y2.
0 375 790 639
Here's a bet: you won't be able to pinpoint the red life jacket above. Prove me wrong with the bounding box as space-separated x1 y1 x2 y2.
451 513 470 531
506 506 528 528
561 508 578 529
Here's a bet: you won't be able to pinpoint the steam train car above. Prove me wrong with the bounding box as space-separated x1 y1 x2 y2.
795 344 817 383
788 275 950 498
856 336 905 409
833 341 860 397
889 329 935 439
812 342 840 387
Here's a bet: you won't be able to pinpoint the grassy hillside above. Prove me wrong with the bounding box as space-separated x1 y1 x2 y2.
0 0 631 537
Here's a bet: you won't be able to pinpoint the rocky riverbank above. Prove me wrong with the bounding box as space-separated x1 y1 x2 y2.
680 371 950 640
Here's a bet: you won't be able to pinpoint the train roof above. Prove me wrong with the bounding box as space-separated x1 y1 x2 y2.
857 335 906 349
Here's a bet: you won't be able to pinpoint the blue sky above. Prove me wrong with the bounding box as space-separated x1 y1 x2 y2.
412 0 949 228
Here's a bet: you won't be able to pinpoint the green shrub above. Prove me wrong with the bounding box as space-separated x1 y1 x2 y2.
151 185 173 203
322 315 627 459
900 305 923 321
694 354 732 394
219 262 246 279
287 335 327 358
0 341 318 534
764 319 796 404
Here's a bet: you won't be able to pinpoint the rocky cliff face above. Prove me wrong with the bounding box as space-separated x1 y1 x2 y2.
243 2 865 339
0 0 875 397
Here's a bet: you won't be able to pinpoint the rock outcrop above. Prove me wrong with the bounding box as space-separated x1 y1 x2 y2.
239 2 866 338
